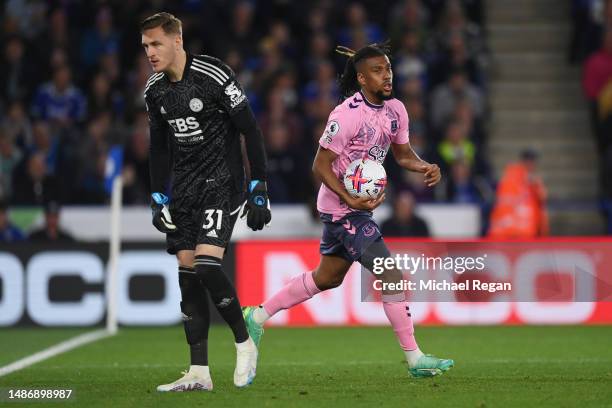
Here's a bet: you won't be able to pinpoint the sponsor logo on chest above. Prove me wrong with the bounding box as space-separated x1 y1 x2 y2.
167 117 203 141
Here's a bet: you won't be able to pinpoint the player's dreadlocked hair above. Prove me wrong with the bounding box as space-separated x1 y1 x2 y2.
336 41 392 101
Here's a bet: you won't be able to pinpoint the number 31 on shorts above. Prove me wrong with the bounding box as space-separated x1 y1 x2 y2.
203 209 223 230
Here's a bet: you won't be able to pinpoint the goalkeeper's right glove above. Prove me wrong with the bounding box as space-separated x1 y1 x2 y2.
151 192 177 233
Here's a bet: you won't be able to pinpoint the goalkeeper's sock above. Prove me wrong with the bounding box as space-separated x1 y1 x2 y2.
261 271 321 317
382 295 419 356
195 255 249 343
190 341 208 366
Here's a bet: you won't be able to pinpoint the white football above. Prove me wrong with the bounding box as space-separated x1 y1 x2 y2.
343 158 387 199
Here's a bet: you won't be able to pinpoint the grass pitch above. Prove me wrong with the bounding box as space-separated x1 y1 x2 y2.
1 325 612 407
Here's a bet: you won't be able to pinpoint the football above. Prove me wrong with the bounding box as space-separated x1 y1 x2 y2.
343 158 387 199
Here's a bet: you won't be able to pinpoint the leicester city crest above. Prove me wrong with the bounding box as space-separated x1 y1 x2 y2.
189 98 203 112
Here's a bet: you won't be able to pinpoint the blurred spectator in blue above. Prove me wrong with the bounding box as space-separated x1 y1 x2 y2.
31 65 86 127
3 0 48 40
0 130 23 200
303 60 339 119
0 200 24 242
28 121 59 175
404 96 429 142
97 51 122 90
303 32 333 81
431 0 485 62
259 88 303 147
430 68 484 132
218 0 258 62
122 111 151 204
80 6 120 72
0 36 38 102
35 8 76 77
251 39 285 98
76 113 113 204
267 21 296 60
88 72 124 120
389 0 430 45
381 191 431 237
263 68 299 114
28 200 74 242
442 159 492 204
224 48 253 92
425 0 485 27
394 30 429 90
3 100 32 149
430 30 483 88
265 122 307 203
338 2 385 49
399 74 426 101
306 6 332 37
11 152 60 205
124 54 152 117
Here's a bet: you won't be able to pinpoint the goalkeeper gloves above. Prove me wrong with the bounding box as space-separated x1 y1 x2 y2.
151 192 177 233
241 180 271 231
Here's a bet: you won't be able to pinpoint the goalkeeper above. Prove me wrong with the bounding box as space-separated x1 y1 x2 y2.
142 12 270 391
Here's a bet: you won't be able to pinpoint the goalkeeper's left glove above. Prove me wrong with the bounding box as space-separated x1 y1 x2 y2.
241 180 271 231
151 192 177 233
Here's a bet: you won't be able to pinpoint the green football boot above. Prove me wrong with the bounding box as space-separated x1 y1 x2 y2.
409 354 454 378
242 306 264 347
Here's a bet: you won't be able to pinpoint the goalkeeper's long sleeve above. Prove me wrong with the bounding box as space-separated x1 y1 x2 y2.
229 104 267 182
146 95 172 194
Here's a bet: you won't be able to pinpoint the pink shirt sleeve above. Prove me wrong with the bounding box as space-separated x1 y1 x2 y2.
393 100 410 145
319 106 357 155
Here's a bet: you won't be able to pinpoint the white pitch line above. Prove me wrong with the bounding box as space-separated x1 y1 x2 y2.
0 329 114 378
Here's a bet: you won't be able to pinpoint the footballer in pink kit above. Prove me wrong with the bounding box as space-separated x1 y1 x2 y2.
243 43 454 379
317 91 409 220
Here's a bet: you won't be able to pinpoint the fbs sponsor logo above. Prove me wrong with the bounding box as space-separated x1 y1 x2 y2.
168 117 200 133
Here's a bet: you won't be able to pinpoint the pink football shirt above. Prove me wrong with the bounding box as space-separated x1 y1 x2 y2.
317 91 410 220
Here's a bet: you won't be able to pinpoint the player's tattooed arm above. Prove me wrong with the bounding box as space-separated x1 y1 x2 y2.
313 146 385 211
391 142 441 187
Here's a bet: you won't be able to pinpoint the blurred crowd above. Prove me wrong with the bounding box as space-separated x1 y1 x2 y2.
0 0 491 205
574 0 612 200
0 0 494 240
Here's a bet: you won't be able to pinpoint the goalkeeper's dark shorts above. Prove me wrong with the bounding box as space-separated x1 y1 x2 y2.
166 181 245 255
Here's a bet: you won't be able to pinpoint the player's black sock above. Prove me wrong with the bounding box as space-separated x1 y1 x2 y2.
179 266 210 365
189 341 208 366
194 255 249 343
